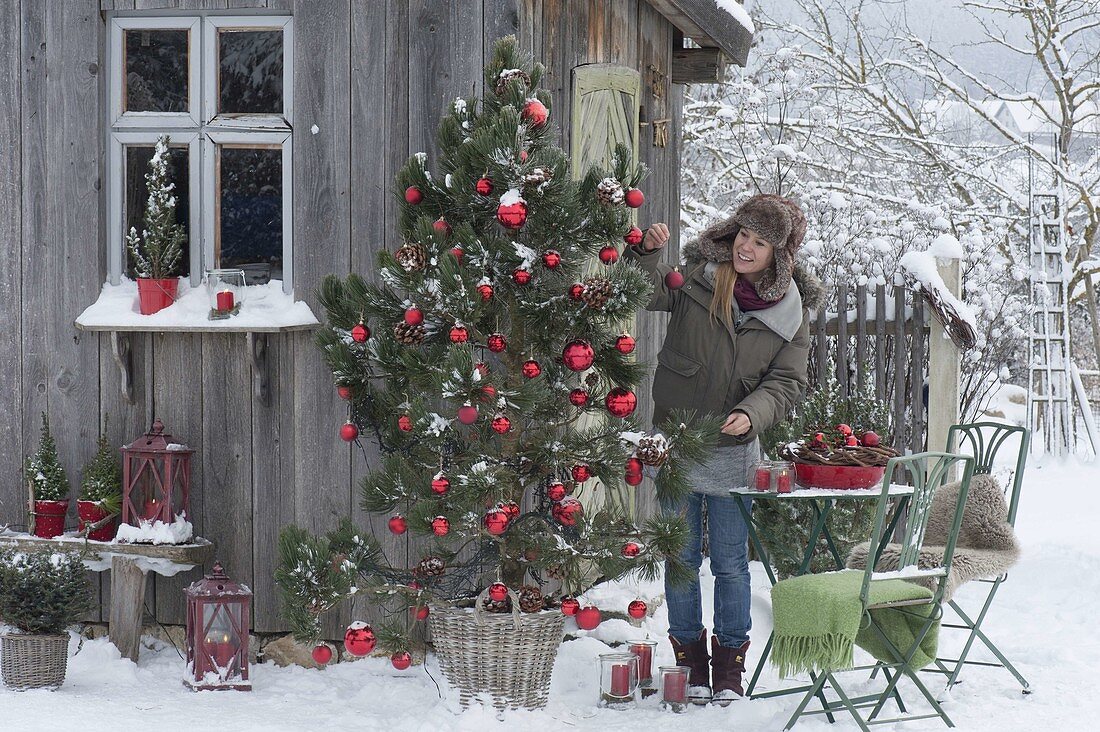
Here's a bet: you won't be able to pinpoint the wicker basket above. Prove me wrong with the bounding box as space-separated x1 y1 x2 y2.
1 633 70 690
428 587 565 710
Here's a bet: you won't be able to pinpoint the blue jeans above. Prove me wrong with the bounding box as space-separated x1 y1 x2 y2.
663 491 752 648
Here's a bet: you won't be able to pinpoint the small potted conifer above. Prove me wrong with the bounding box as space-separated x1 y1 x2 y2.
78 421 122 542
0 548 92 690
25 413 70 539
128 134 185 315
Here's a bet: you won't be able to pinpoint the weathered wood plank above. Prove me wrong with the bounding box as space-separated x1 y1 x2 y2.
483 0 522 60
267 0 294 12
383 0 409 257
645 0 753 67
109 556 147 662
586 0 607 62
911 294 925 453
815 306 828 385
113 0 137 10
836 281 849 394
855 284 867 394
671 46 726 83
875 283 887 403
228 0 267 8
607 0 636 65
0 530 215 563
893 286 907 451
134 0 181 10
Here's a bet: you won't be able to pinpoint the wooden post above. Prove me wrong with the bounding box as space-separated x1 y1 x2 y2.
927 258 962 455
109 556 149 663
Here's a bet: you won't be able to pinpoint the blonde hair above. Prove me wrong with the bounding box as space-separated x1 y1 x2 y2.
708 260 738 329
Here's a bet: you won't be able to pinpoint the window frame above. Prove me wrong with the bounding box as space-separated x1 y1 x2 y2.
107 14 294 293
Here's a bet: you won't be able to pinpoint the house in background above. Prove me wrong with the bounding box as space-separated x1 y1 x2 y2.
0 0 752 638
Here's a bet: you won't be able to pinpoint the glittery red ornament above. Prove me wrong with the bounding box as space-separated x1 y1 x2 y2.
391 652 412 670
626 457 643 476
512 268 532 285
337 385 353 400
450 245 464 263
413 606 430 620
598 245 619 264
542 250 562 269
624 472 643 486
560 597 580 616
496 201 528 229
569 283 584 300
501 501 520 520
433 218 451 235
484 510 509 535
340 422 359 442
404 186 423 204
491 414 511 434
622 541 641 558
521 98 549 127
624 188 645 208
575 606 601 630
388 515 407 535
571 464 591 482
404 306 424 326
845 435 860 447
664 268 685 290
553 498 583 526
547 482 567 501
457 404 478 424
861 430 881 447
477 283 494 301
624 226 644 245
562 340 594 371
449 325 469 343
431 516 450 536
837 423 853 436
311 644 333 664
344 623 377 656
605 387 637 418
431 474 450 495
615 333 636 354
568 388 589 407
487 333 507 353
489 582 509 601
398 414 414 432
476 176 493 195
522 359 542 378
627 599 647 619
351 322 369 343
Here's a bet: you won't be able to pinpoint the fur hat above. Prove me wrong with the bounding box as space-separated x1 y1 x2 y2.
685 194 808 302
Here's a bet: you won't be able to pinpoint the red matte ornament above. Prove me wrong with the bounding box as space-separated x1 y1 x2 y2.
522 359 542 378
487 333 507 353
388 515 408 535
624 471 643 486
311 644 333 665
598 245 619 264
625 188 645 208
457 404 478 424
542 250 562 269
575 606 602 630
413 606 429 620
484 510 510 535
664 268 685 290
547 482 567 501
477 283 494 301
571 464 591 482
344 623 377 657
476 177 493 195
569 283 584 300
450 245 464 263
449 325 469 343
431 516 450 536
836 423 853 436
404 186 423 204
489 582 509 601
622 542 641 558
624 226 644 245
497 201 528 229
481 385 496 400
627 599 647 619
351 322 369 343
553 498 583 526
562 340 594 371
433 218 451 235
340 422 359 442
845 435 860 447
605 387 637 418
491 414 511 434
861 430 881 447
398 414 414 432
568 388 589 407
431 474 450 495
560 597 580 616
521 98 549 127
391 652 412 670
615 333 636 354
404 306 424 326
626 457 643 476
337 385 353 400
512 268 532 285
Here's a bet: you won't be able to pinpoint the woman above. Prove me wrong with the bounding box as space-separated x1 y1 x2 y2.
624 194 822 705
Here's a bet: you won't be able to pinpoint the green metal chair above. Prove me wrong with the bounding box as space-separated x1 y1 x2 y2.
778 452 976 731
926 422 1031 694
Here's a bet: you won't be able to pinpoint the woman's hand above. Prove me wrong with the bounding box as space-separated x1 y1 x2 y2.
641 223 670 252
720 410 752 436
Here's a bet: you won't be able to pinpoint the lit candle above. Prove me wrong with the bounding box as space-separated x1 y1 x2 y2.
216 289 235 311
206 632 235 669
776 466 792 493
629 642 653 685
611 663 631 697
143 498 160 521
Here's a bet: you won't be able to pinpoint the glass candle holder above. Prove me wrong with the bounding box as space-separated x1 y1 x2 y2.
628 640 658 696
751 460 774 492
205 268 246 320
773 460 794 493
659 665 690 712
598 652 638 708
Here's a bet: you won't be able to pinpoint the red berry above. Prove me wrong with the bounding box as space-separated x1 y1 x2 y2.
388 515 408 535
489 582 509 602
598 245 619 264
404 186 423 204
624 188 645 208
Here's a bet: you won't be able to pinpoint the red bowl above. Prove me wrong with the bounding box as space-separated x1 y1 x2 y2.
793 463 886 490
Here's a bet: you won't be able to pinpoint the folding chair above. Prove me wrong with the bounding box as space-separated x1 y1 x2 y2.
927 422 1031 694
777 452 975 731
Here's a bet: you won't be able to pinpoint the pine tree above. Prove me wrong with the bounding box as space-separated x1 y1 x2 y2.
25 413 69 503
0 548 93 635
277 36 717 650
127 135 185 279
80 418 122 514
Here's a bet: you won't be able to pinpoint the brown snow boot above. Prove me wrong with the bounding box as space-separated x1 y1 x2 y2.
669 630 711 704
710 638 750 706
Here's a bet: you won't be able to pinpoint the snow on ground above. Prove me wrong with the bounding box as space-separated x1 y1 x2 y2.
2 454 1097 731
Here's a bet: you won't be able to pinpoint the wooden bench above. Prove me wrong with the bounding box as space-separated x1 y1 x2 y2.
0 530 214 662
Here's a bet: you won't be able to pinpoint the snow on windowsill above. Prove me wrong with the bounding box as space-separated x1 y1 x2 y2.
75 277 319 332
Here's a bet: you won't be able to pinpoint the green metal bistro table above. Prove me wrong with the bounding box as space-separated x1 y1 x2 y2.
730 483 915 700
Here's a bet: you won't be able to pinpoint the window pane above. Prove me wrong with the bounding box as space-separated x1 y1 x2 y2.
124 29 189 113
218 146 283 282
125 145 190 278
219 29 284 115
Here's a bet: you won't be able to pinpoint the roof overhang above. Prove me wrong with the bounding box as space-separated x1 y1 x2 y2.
647 0 754 68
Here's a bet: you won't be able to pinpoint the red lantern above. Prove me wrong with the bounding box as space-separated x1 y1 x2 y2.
431 473 450 495
351 322 369 343
562 340 594 371
489 582 509 601
575 606 602 630
185 562 251 690
547 482 567 501
598 245 619 264
398 414 414 432
404 186 423 204
476 176 493 195
522 98 549 127
121 419 192 528
522 359 542 378
664 268 685 290
622 541 641 558
605 387 637 418
561 597 580 616
388 515 408 535
512 268 532 285
624 226 644 246
457 404 478 425
484 510 510 535
568 283 584 300
487 333 507 353
491 414 511 434
477 283 494 301
627 599 648 619
542 250 562 269
449 325 469 344
615 333 636 354
431 516 450 536
340 422 359 442
568 388 589 407
571 464 591 482
497 201 528 229
343 622 377 657
433 218 451 235
404 306 424 326
625 188 645 208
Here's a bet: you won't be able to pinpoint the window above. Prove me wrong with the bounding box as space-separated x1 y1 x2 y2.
108 15 293 292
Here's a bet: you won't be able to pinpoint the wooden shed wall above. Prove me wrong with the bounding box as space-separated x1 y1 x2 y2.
2 0 683 636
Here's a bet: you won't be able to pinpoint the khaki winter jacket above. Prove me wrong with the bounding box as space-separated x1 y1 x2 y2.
624 242 821 448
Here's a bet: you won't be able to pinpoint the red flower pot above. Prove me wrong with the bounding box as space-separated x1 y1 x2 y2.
33 500 69 539
793 463 886 490
77 500 117 542
137 277 179 315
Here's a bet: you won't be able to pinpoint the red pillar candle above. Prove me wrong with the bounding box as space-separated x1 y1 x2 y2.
611 663 631 697
143 498 160 521
662 667 688 703
629 642 654 684
216 289 235 311
776 468 792 493
755 466 772 491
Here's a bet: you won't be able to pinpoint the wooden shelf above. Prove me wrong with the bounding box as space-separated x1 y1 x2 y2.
74 321 318 334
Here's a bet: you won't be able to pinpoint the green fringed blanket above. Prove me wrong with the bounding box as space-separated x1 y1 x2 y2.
770 569 940 678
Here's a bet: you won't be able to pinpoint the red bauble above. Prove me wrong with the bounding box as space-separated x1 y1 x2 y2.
476 177 493 196
431 474 450 495
562 340 594 371
521 98 549 127
337 385 354 400
560 597 580 616
626 457 643 476
571 464 591 482
861 430 881 447
542 250 562 269
457 404 478 425
311 644 333 665
404 306 424 326
512 268 532 285
622 541 641 558
624 471 643 486
575 606 602 630
624 226 644 246
605 387 637 418
481 385 497 400
491 414 511 434
598 245 620 264
391 652 412 670
404 186 423 204
836 423 853 436
627 599 648 619
553 498 583 526
489 582 509 602
408 581 421 590
431 516 450 536
568 388 589 407
519 150 528 163
568 283 584 300
398 414 414 432
813 431 826 442
497 201 528 229
615 333 636 354
487 333 507 353
475 362 490 376
450 245 464 263
477 283 494 301
351 322 369 343
388 515 408 535
433 218 451 235
664 268 685 290
413 606 430 621
340 422 359 442
484 510 510 535
547 482 567 502
343 623 377 657
449 325 469 344
845 435 859 447
522 359 542 378
501 501 520 520
625 188 645 208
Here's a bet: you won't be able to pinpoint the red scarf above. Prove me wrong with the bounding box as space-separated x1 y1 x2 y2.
733 277 777 311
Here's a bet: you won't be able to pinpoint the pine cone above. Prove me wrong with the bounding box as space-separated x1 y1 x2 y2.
517 585 544 613
395 243 427 273
545 565 566 581
414 556 445 577
495 68 531 96
581 276 613 310
585 371 601 389
394 321 426 345
523 167 551 187
480 595 512 613
636 436 670 467
596 177 625 206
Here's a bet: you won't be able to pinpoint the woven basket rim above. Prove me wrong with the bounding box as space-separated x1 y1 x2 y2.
1 632 70 641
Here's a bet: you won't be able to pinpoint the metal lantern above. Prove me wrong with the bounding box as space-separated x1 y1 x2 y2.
121 419 193 526
184 562 252 691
